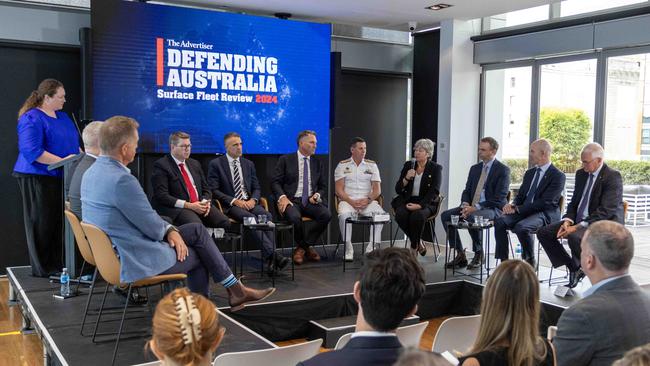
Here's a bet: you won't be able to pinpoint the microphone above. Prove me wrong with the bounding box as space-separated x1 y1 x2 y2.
410 158 416 169
71 112 83 141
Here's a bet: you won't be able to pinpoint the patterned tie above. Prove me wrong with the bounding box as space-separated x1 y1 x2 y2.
471 163 489 206
301 157 309 206
525 168 543 204
178 163 199 203
576 173 595 222
232 160 247 200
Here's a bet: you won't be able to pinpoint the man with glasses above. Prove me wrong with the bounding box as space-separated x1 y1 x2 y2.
537 143 624 288
151 131 230 229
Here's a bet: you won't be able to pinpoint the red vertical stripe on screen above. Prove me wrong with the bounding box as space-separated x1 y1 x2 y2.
156 38 164 86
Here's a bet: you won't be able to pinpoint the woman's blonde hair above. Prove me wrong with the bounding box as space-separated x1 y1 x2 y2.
470 260 548 366
149 288 223 366
18 78 63 117
613 343 650 366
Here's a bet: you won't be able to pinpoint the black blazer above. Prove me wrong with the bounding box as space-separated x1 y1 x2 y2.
513 164 566 222
298 336 403 366
460 159 511 209
271 153 328 203
68 153 97 219
150 155 211 220
564 163 624 224
392 160 442 211
207 155 261 208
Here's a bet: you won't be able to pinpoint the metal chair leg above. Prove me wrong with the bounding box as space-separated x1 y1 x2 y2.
111 285 132 366
80 268 98 336
91 281 111 343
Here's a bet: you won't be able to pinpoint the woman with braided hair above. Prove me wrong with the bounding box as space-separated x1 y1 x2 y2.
149 288 225 366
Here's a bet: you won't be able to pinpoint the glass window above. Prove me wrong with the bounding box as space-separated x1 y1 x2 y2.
560 0 647 17
484 67 532 185
483 5 549 31
539 59 597 175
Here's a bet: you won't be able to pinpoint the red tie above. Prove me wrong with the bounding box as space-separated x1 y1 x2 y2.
178 163 199 203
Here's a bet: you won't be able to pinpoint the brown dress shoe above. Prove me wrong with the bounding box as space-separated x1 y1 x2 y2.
305 246 321 262
227 282 276 312
293 247 306 265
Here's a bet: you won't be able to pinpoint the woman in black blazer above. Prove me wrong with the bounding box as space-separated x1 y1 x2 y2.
392 138 442 255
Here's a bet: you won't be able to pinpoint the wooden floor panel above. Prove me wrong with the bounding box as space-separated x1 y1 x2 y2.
0 278 42 366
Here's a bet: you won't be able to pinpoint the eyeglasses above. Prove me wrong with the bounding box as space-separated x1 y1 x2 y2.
581 158 597 165
176 144 192 150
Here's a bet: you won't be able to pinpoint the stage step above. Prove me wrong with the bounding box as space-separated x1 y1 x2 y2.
307 314 420 348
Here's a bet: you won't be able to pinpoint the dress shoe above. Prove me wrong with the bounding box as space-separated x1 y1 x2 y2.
293 247 305 265
305 247 321 262
568 268 585 288
365 242 378 254
227 282 276 312
266 253 290 276
446 249 468 268
466 252 484 270
113 286 148 305
344 243 354 262
417 241 427 257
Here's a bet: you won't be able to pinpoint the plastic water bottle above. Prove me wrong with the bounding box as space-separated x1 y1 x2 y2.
515 243 522 260
60 268 70 297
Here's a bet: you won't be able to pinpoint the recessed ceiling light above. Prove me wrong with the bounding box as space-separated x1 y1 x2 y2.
426 3 453 11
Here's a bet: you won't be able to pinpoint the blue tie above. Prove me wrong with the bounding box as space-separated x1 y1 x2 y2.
301 157 309 206
576 173 595 222
525 168 542 204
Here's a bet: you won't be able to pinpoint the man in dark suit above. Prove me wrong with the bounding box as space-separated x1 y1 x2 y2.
493 139 565 267
68 121 103 219
151 132 230 229
554 221 650 366
272 130 331 265
298 248 425 366
441 137 511 269
207 132 289 274
537 143 623 287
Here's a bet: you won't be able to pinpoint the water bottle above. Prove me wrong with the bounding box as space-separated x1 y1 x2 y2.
60 268 70 297
515 243 522 260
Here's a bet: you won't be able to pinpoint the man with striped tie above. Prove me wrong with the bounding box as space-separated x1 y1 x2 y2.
208 132 290 274
151 131 230 229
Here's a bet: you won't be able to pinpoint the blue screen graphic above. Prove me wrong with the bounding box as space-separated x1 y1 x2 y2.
92 0 331 153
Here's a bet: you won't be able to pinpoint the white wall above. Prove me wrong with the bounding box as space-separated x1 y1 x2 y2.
0 3 89 45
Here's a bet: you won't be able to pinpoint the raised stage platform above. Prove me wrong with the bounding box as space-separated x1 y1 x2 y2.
7 245 580 366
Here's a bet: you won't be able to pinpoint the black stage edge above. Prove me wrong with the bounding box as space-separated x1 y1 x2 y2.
7 251 574 366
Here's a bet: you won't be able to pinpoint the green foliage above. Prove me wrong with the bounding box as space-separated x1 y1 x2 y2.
504 158 528 184
539 108 591 173
607 160 650 185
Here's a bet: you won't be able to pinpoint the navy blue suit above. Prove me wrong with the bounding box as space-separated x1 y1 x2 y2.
441 159 510 253
493 164 565 260
207 155 274 258
298 336 403 366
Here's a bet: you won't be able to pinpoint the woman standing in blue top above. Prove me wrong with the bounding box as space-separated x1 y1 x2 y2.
13 79 80 277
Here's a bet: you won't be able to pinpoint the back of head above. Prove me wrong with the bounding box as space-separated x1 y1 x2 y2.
472 260 545 366
359 248 425 331
394 349 451 366
99 115 139 155
613 343 650 366
584 221 634 273
82 121 103 149
150 288 222 366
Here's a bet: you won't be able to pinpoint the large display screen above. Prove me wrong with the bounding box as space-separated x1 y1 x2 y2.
92 0 331 153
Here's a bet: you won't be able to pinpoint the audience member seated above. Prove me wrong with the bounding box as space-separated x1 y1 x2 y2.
613 343 650 366
493 139 565 267
553 221 650 366
459 260 555 366
151 131 230 229
441 137 510 270
298 248 425 366
81 116 274 310
335 137 384 261
272 130 331 265
67 121 103 219
537 143 624 288
393 349 452 366
207 132 289 275
391 138 442 256
149 287 225 366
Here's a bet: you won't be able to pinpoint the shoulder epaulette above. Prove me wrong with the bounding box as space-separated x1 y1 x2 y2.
340 158 351 163
364 159 376 164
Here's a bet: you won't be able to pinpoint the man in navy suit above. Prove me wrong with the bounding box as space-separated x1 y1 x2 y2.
151 131 230 229
298 247 425 366
493 139 565 267
441 137 511 269
272 130 331 265
537 143 624 288
207 132 289 274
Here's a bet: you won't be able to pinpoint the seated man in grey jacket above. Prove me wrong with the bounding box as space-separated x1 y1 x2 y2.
554 221 650 366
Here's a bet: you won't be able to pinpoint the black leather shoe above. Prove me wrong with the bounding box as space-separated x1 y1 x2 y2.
466 252 484 270
568 268 585 288
112 286 148 305
275 253 290 271
446 249 468 268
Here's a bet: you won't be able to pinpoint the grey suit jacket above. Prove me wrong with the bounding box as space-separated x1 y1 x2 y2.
554 276 650 366
68 153 96 218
